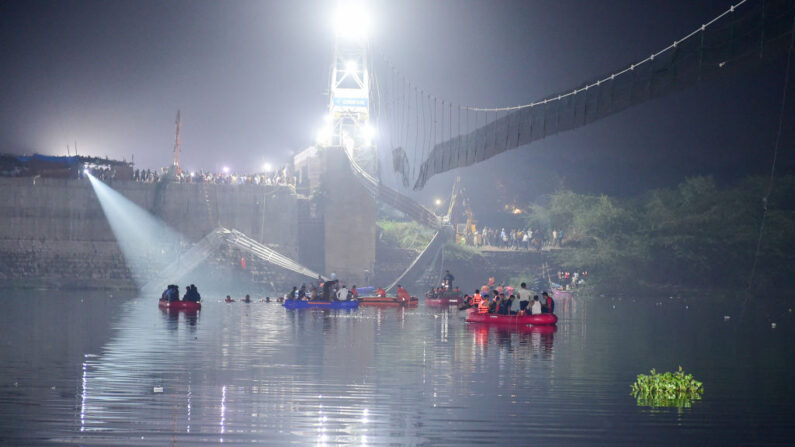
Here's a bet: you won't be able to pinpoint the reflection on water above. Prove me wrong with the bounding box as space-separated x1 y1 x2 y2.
0 291 794 445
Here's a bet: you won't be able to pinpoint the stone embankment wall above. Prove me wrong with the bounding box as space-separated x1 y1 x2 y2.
0 177 300 289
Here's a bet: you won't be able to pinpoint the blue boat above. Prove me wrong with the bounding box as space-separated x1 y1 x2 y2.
282 299 359 310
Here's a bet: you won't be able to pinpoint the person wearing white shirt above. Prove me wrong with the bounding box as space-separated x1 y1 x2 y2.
530 296 543 315
336 286 349 301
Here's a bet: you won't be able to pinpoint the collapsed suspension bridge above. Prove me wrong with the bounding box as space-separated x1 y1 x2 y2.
376 0 795 189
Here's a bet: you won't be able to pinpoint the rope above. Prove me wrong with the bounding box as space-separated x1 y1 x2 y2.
374 0 748 113
745 14 794 291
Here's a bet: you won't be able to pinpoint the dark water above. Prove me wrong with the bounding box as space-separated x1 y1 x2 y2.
1 290 793 446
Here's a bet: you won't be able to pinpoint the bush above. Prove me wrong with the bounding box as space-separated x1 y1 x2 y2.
630 367 704 408
377 220 434 252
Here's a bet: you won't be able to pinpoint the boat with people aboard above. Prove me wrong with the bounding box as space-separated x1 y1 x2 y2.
425 283 465 306
465 309 557 326
158 300 201 311
282 299 359 310
358 296 419 307
158 284 202 311
426 296 463 306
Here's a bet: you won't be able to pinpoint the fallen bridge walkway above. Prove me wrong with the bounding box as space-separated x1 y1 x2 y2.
142 227 324 293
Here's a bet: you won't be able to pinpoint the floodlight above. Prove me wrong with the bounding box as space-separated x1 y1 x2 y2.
334 1 370 41
345 60 358 74
316 126 333 145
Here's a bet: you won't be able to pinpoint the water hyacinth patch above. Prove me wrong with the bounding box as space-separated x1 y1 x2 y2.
630 366 704 408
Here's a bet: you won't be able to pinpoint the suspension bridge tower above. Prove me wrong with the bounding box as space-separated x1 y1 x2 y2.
294 1 377 284
317 1 377 173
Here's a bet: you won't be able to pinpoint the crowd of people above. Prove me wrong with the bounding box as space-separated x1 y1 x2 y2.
281 276 359 302
458 226 565 251
556 271 587 290
132 164 296 186
459 280 556 316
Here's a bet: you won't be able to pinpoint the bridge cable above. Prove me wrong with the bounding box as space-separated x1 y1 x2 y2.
745 13 794 294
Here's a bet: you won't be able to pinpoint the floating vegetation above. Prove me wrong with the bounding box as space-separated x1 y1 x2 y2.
630 367 703 408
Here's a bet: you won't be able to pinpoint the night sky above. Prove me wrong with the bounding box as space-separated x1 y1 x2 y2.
1 0 792 203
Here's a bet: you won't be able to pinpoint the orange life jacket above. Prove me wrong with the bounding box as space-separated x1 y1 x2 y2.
472 293 482 306
478 299 489 314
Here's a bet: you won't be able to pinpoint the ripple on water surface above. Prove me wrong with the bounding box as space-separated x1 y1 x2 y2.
0 292 793 445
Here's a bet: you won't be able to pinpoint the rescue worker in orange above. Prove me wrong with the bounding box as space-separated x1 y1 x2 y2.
376 287 386 297
477 293 490 314
472 289 483 307
396 285 411 302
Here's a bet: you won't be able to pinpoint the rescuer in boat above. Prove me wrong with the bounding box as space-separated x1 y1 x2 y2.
541 291 555 314
336 284 349 301
396 285 411 303
477 293 490 314
297 284 307 300
530 296 543 315
182 284 201 302
350 285 358 300
498 295 512 315
443 270 455 290
322 279 338 301
519 283 532 311
160 285 180 302
488 295 499 314
376 287 386 298
472 289 483 308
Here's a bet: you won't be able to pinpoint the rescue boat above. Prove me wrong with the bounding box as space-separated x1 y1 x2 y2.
158 300 202 311
282 299 359 310
425 295 463 306
358 296 419 307
465 310 557 326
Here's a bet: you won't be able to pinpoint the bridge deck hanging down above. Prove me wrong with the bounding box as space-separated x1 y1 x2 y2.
341 147 465 291
143 227 325 293
382 0 795 189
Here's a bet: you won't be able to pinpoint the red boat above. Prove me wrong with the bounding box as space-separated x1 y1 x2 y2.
358 296 419 307
465 310 557 326
425 296 463 306
158 300 202 311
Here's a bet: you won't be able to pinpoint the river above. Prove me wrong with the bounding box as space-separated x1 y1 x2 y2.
0 290 792 446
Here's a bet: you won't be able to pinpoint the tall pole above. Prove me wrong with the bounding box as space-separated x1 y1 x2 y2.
173 110 182 174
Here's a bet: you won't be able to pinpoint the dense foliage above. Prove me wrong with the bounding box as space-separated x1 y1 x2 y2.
525 176 795 294
630 367 704 408
377 220 435 252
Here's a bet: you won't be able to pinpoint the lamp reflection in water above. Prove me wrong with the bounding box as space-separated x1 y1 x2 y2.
220 385 227 443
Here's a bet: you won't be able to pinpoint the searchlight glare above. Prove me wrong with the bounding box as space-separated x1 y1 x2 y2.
345 60 358 74
316 125 333 146
222 166 230 174
334 1 370 41
262 163 272 173
359 124 376 146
